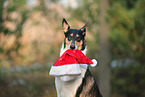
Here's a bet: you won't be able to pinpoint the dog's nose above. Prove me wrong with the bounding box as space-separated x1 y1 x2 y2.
70 44 75 49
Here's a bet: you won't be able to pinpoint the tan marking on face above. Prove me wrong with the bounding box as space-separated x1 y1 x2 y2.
65 38 69 49
70 33 73 37
75 40 83 50
65 38 72 49
76 34 79 38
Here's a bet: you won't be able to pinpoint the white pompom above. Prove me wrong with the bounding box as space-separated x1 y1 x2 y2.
91 59 98 67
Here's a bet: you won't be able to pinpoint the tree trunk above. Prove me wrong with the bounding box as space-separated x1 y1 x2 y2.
98 0 111 97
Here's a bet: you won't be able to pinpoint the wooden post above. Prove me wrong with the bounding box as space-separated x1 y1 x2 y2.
98 0 111 97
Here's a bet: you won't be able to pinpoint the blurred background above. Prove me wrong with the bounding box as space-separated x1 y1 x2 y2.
0 0 145 97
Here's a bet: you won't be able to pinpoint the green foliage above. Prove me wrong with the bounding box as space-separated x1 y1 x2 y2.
108 0 145 97
112 64 145 97
108 0 145 61
72 0 99 24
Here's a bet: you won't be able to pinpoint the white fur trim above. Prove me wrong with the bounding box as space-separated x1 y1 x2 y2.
90 59 98 67
49 64 82 76
80 64 88 69
57 64 88 81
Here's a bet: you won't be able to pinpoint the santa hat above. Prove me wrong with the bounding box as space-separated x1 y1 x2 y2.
49 49 97 77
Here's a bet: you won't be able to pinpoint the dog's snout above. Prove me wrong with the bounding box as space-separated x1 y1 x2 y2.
70 44 75 49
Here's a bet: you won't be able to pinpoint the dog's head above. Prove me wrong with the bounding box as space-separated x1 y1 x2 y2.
62 18 88 51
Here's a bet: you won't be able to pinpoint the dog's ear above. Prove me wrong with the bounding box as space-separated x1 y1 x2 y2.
62 18 70 33
80 22 89 36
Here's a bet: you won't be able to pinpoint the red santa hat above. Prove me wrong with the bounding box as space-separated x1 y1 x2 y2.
49 49 97 77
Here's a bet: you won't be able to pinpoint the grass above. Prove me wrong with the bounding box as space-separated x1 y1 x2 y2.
0 64 100 97
0 65 56 97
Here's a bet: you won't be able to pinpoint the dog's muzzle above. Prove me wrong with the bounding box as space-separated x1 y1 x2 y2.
70 44 75 49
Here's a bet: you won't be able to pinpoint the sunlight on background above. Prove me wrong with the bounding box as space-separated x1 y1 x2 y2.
0 0 99 97
59 0 79 8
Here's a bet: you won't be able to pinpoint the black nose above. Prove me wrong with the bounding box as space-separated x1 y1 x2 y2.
70 44 75 49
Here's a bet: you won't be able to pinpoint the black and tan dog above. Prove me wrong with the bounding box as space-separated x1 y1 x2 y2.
55 18 102 97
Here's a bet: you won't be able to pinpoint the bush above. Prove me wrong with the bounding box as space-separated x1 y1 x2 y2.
108 0 145 97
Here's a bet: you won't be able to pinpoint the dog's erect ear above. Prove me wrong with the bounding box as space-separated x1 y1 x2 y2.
62 18 70 33
80 22 89 36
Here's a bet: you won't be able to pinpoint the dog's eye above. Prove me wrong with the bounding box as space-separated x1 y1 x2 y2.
76 36 81 42
68 36 72 41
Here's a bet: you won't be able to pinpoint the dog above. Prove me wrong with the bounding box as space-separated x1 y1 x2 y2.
55 18 102 97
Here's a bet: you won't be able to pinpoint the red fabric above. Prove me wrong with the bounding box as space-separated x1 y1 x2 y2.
53 50 93 66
